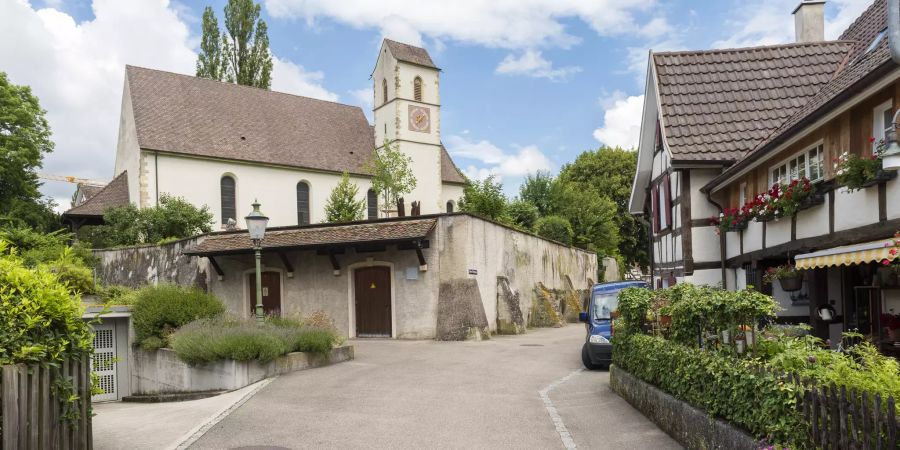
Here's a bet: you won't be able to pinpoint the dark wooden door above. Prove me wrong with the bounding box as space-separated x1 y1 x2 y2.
249 271 281 317
355 266 391 337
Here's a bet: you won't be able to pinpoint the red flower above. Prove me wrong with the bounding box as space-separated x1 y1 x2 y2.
870 137 877 143
883 259 892 266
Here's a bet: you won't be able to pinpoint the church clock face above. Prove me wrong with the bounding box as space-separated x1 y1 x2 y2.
408 105 430 133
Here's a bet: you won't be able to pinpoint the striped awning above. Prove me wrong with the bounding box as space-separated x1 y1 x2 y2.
795 239 896 270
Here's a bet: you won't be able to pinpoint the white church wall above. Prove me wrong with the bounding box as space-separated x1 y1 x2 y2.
113 79 142 207
151 153 374 229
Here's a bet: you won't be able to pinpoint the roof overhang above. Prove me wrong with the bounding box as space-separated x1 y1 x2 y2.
703 63 900 194
628 52 669 215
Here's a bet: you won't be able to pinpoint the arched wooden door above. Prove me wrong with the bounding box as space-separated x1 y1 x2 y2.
355 266 391 337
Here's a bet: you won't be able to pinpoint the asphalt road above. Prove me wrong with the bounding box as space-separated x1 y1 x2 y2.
191 325 680 449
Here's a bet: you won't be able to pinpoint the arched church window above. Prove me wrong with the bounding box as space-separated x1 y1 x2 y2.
446 200 454 213
414 76 422 102
297 182 310 225
382 79 388 105
220 175 236 225
367 189 378 220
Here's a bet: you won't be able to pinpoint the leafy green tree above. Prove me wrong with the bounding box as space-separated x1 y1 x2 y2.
534 215 573 245
0 72 59 231
550 181 620 257
519 171 555 216
558 147 648 269
365 139 417 215
88 195 213 247
196 6 224 81
507 199 539 230
196 0 273 89
324 172 365 223
458 175 507 221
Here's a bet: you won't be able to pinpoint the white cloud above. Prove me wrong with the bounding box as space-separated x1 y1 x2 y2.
495 49 581 81
348 87 373 122
713 0 871 49
271 56 339 101
593 91 643 150
444 134 554 181
0 0 336 209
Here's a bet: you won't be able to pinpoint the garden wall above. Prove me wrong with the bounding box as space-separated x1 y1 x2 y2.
93 237 209 289
131 345 354 394
609 365 758 450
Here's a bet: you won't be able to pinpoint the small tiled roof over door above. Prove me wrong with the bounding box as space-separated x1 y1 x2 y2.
63 171 130 218
654 41 853 162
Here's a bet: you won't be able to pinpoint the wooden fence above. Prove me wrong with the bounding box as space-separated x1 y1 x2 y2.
786 372 898 449
1 356 92 450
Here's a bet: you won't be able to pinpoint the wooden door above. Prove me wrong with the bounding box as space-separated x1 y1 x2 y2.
249 271 281 317
355 266 391 337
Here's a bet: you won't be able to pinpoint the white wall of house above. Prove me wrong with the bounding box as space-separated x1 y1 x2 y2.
114 79 141 205
833 187 880 232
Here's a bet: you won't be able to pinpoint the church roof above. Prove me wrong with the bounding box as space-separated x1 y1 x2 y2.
653 40 854 162
125 66 465 184
384 39 438 69
63 171 130 218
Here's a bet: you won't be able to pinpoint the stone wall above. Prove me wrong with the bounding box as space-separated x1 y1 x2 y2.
93 237 209 289
610 365 758 450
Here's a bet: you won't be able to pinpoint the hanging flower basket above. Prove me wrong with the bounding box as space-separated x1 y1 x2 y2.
778 275 803 292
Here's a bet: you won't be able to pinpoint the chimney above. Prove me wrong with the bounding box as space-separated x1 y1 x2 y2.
793 1 826 43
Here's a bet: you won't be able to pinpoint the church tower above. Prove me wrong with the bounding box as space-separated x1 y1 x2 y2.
372 39 443 215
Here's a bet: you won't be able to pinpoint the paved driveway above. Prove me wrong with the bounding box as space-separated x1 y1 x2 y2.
192 325 680 449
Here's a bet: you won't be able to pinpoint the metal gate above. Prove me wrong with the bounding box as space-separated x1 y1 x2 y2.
91 323 118 402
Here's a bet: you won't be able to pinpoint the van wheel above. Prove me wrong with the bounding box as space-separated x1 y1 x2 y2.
581 343 602 370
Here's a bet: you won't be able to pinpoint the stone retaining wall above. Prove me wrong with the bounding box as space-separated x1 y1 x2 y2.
609 364 759 450
132 345 354 394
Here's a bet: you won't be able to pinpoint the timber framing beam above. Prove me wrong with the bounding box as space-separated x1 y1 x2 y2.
207 256 224 280
278 252 294 278
328 250 340 276
414 241 427 271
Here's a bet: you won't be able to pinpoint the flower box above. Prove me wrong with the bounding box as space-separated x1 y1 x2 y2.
859 169 897 188
756 213 776 223
797 193 825 211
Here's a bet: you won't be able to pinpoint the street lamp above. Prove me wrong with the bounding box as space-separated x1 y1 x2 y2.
245 200 269 322
883 110 900 171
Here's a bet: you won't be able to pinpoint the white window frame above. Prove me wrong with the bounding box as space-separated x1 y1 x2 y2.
769 141 825 186
873 99 894 152
739 182 747 206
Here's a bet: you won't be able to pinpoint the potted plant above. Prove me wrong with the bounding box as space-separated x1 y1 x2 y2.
752 184 784 222
734 332 746 354
833 139 898 192
778 177 814 216
709 207 749 234
740 324 755 347
763 264 804 291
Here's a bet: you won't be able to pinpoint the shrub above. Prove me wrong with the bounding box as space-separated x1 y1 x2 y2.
131 284 225 347
0 242 93 365
616 287 653 334
44 258 95 295
96 284 137 305
169 315 340 365
534 215 574 245
614 333 806 445
0 226 94 267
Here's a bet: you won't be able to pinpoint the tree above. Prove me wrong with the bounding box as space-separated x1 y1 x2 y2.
558 147 648 269
324 172 365 223
0 72 59 232
458 175 507 221
365 139 417 215
534 215 574 246
519 171 555 216
549 183 620 257
196 7 224 81
195 0 273 89
507 199 539 230
88 195 213 247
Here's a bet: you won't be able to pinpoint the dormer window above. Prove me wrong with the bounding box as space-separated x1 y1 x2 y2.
413 76 422 102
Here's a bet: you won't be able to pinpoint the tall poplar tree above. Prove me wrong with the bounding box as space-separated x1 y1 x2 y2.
195 0 273 89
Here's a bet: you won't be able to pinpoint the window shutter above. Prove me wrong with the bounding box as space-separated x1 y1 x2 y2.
367 189 378 220
651 184 659 233
220 176 236 224
663 173 672 229
296 182 310 225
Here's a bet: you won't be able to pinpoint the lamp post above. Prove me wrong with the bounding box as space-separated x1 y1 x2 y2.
245 200 269 322
883 110 900 171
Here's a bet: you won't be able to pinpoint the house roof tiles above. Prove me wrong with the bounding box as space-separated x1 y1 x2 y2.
185 217 437 256
654 41 854 162
63 171 130 218
384 39 438 69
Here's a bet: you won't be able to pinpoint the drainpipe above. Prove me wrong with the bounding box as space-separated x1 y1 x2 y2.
705 190 728 287
889 0 900 64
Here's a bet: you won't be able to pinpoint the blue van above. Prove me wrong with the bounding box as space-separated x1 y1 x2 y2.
579 280 649 370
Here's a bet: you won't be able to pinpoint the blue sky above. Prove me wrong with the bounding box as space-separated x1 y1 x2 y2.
0 0 871 206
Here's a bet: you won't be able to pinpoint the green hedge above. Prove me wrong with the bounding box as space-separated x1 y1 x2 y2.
169 316 339 365
613 333 805 446
131 284 225 348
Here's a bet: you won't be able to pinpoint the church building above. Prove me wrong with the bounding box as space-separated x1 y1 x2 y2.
75 39 598 344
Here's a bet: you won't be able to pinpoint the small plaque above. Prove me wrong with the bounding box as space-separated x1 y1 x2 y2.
468 269 478 275
405 267 419 280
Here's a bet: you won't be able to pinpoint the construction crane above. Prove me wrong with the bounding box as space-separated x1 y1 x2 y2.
38 173 107 187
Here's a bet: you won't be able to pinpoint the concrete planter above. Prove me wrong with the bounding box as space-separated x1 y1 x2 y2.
132 345 354 395
609 365 759 450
